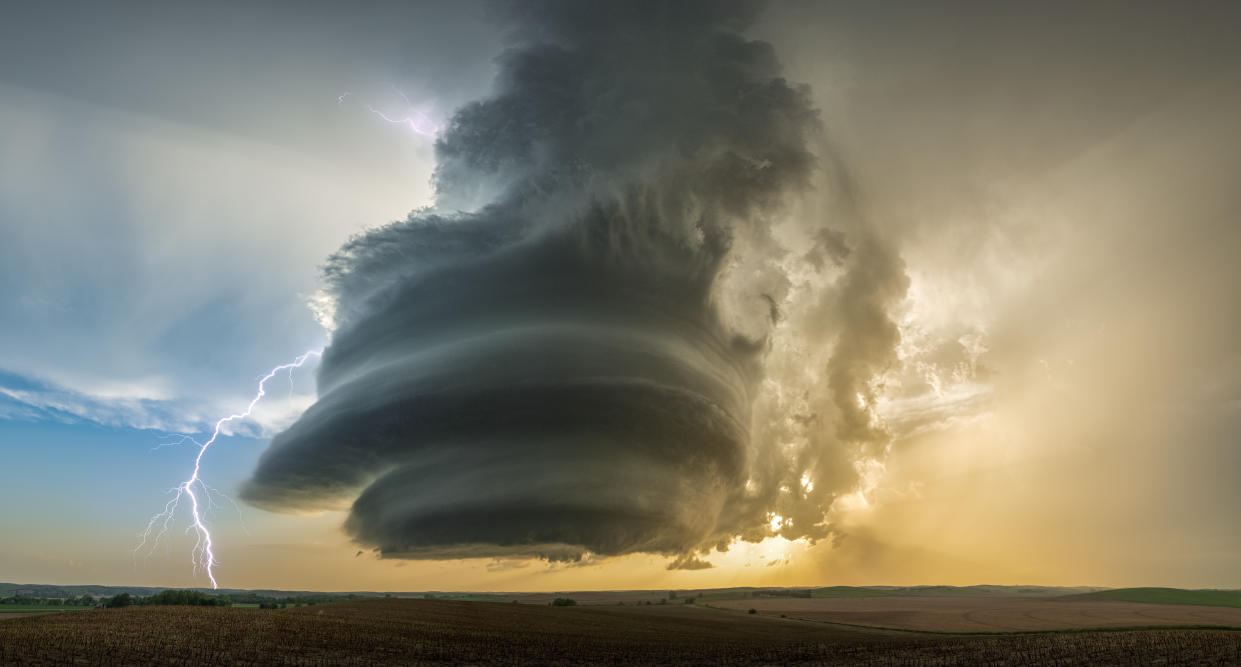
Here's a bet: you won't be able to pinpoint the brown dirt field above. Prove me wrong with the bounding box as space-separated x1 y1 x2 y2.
713 595 1241 632
0 612 57 621
507 587 761 605
0 598 1238 665
509 589 672 605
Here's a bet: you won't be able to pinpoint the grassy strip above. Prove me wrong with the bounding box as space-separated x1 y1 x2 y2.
698 602 1241 637
796 617 1241 637
0 606 88 613
1073 588 1241 609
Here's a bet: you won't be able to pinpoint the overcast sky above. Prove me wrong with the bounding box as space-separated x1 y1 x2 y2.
2 0 1238 591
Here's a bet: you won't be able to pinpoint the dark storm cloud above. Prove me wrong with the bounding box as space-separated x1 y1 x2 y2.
666 554 714 571
243 0 895 562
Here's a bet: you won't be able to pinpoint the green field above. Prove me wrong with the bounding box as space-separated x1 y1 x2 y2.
0 605 89 613
1074 588 1241 608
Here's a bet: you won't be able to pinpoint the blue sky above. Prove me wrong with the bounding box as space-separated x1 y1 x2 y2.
0 0 496 588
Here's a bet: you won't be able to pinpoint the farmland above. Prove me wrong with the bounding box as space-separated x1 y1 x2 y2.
2 598 1239 665
712 595 1241 632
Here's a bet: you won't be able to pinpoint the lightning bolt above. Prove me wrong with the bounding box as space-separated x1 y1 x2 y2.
136 349 323 589
338 86 441 138
366 105 440 137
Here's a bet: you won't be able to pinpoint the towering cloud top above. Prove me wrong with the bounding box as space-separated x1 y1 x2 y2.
242 0 905 566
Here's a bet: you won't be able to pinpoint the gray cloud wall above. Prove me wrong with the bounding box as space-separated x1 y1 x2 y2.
241 0 874 563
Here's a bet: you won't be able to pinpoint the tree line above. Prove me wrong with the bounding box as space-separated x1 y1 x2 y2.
0 595 99 607
3 590 367 608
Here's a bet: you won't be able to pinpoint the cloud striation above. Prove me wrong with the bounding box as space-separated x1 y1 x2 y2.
242 0 907 565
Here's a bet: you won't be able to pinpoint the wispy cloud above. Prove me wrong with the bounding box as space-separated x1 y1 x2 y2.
0 368 316 437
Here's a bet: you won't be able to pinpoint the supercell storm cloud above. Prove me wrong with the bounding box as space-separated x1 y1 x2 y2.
241 0 903 564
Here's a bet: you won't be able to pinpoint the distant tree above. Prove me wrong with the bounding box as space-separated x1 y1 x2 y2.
551 598 577 607
748 609 757 614
107 593 132 608
668 591 677 599
684 597 695 604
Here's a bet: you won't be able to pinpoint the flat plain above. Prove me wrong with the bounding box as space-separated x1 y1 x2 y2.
713 595 1241 632
2 598 1239 665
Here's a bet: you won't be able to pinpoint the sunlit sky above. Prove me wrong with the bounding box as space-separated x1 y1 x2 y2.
2 1 1239 592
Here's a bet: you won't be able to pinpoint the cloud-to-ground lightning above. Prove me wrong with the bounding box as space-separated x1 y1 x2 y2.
135 349 322 589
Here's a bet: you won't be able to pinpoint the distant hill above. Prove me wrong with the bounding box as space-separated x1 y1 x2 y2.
1067 588 1241 608
0 583 383 599
912 585 1103 597
0 582 1165 603
850 585 1105 597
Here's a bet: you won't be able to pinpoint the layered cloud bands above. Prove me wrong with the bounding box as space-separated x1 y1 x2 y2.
242 0 899 563
244 202 764 560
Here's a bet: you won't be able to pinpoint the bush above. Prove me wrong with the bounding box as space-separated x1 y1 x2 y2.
106 593 132 608
551 598 576 607
683 597 695 604
748 609 757 614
